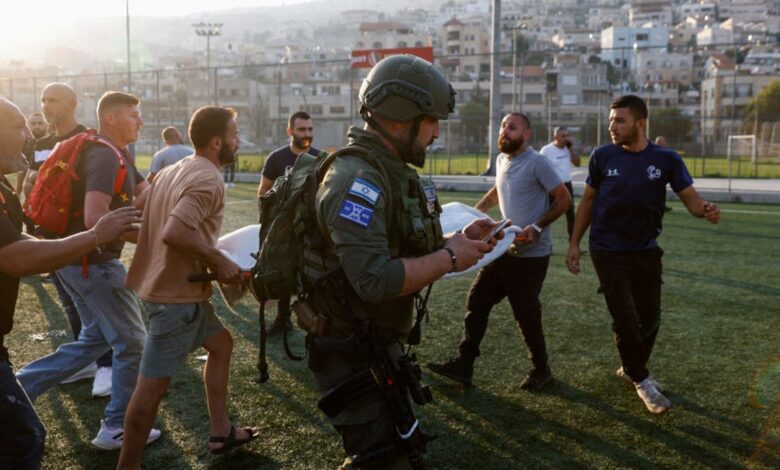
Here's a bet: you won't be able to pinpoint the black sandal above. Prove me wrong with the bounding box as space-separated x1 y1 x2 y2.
209 424 260 455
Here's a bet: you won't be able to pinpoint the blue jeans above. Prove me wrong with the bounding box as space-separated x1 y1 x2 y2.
0 361 46 469
50 271 112 368
16 260 146 428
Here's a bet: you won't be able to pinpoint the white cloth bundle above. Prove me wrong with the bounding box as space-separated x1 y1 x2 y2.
215 202 521 279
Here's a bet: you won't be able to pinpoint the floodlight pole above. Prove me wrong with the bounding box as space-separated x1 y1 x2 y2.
194 22 223 105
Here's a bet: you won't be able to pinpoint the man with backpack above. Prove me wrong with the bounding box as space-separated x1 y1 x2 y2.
118 106 260 468
31 82 116 397
16 91 161 450
0 96 142 469
291 55 503 468
257 111 327 336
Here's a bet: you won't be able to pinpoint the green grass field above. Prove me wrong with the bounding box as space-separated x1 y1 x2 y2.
135 153 780 179
8 185 780 469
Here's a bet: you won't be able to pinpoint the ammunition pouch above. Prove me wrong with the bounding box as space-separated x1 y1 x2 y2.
292 300 328 336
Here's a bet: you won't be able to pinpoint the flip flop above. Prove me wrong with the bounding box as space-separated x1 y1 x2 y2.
209 424 260 455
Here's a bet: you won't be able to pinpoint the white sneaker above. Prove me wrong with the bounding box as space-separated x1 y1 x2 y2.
635 377 671 414
616 367 664 392
60 363 98 384
91 420 162 450
91 367 112 397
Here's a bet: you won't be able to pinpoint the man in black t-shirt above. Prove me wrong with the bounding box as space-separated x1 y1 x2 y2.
16 92 160 451
256 111 327 335
16 112 47 196
0 97 141 469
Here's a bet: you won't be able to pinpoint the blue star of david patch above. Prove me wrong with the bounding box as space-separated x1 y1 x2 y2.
338 199 375 228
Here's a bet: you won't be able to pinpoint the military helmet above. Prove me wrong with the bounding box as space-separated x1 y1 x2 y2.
359 55 456 122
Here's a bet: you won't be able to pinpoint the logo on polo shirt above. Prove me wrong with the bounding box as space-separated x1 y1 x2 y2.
607 168 620 177
646 165 661 180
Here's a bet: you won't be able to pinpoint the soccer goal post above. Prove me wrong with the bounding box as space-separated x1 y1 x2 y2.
727 134 758 181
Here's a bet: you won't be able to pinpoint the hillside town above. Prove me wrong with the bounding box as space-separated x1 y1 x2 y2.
1 0 779 155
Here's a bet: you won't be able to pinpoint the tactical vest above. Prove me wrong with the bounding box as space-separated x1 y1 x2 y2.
302 145 444 340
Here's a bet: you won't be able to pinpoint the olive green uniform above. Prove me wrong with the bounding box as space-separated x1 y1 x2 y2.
305 127 443 468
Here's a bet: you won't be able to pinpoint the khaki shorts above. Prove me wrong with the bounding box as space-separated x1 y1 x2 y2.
140 300 224 378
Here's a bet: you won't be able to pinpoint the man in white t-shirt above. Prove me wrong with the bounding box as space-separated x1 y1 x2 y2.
540 126 580 239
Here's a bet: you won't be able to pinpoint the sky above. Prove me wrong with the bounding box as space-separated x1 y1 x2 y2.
1 0 300 20
0 0 310 62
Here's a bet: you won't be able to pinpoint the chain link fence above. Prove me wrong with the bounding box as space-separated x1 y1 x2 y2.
2 51 778 178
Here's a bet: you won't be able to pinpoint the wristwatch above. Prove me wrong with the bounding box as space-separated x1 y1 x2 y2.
531 223 543 234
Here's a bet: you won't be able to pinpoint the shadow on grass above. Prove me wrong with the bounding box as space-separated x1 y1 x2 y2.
664 268 780 298
427 376 749 468
23 277 69 333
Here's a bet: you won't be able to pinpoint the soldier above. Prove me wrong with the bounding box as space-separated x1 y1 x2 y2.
300 55 503 468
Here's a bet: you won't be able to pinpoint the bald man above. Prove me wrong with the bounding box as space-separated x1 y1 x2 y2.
23 84 116 396
0 97 142 469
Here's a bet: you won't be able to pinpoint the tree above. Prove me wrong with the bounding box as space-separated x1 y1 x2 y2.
649 107 692 146
741 79 780 135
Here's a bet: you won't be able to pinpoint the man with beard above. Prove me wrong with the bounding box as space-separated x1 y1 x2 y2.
16 92 160 450
119 106 259 468
15 112 47 196
566 95 720 414
428 112 571 390
257 111 327 335
0 97 142 469
301 55 500 468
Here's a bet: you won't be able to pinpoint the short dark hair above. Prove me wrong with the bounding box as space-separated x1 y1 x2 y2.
610 95 648 120
97 91 139 119
507 112 531 129
554 126 566 136
27 112 44 120
161 126 179 142
188 106 237 150
288 111 311 129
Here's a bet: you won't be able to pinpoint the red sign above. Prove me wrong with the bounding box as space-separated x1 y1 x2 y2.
350 47 434 69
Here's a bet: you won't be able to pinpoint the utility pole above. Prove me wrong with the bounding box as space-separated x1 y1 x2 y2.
193 22 223 105
486 0 502 176
126 0 132 91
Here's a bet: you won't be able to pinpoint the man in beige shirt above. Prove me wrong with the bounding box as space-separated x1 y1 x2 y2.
119 106 259 469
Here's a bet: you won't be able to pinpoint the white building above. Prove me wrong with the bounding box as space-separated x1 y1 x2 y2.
600 25 669 70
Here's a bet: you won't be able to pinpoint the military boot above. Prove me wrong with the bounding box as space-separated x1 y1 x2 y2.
426 356 474 386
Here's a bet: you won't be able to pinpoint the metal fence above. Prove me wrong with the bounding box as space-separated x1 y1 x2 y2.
1 50 778 178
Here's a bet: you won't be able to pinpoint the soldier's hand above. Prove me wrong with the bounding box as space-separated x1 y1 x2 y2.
215 256 243 284
703 201 720 224
446 232 492 272
463 218 508 248
566 244 582 275
91 206 142 245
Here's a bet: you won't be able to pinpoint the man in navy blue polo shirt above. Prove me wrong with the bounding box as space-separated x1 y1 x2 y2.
566 95 720 414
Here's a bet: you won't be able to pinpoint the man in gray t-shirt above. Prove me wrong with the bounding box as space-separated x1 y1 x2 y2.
428 112 571 390
147 126 193 183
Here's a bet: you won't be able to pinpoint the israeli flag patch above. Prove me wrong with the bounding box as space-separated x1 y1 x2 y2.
348 178 381 206
338 200 375 228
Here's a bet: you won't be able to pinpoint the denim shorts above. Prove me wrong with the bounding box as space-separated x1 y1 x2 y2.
140 300 224 378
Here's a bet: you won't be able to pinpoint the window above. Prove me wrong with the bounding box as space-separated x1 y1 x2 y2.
562 94 578 105
372 41 383 48
321 85 341 95
562 75 578 86
415 41 423 47
397 41 407 48
525 92 543 103
308 105 323 115
635 33 648 41
330 105 345 114
447 31 460 41
280 106 290 114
